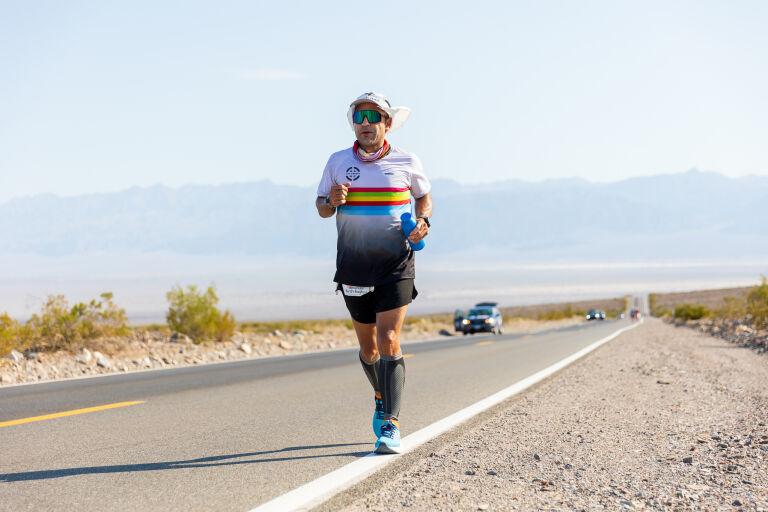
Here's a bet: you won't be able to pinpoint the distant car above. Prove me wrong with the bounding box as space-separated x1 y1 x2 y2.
461 302 503 335
586 309 605 321
454 309 466 332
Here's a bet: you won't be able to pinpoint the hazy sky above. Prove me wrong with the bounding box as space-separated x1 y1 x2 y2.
2 0 767 203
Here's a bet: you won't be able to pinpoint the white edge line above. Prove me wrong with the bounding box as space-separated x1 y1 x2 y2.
250 319 644 512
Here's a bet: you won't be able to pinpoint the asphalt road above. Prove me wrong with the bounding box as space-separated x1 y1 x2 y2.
0 318 631 511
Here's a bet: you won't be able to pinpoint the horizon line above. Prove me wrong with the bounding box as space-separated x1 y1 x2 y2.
2 168 766 206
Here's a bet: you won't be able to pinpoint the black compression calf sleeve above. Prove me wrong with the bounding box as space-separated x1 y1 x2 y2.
359 352 381 394
378 354 405 421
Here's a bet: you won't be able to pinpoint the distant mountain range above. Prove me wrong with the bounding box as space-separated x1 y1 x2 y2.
2 170 767 261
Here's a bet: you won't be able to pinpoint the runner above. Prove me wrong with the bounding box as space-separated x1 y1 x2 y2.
316 92 433 454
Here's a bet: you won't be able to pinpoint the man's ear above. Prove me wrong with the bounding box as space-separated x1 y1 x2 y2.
385 117 393 132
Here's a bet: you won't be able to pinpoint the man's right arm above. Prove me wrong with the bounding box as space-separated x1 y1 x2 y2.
316 181 351 218
316 196 336 218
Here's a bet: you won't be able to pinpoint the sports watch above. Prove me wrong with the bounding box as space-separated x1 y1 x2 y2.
417 215 431 228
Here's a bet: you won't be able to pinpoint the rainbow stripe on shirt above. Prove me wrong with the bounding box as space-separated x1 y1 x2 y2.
338 187 411 216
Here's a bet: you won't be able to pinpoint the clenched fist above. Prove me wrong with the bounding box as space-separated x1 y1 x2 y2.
329 182 352 207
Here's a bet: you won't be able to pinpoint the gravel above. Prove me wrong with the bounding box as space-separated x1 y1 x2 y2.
324 318 768 511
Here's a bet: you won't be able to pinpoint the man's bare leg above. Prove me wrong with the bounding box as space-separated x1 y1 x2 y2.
376 305 407 357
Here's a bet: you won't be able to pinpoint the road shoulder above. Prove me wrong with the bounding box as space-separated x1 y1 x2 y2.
323 318 768 511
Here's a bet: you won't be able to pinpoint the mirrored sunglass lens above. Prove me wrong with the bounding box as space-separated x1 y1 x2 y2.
353 110 382 123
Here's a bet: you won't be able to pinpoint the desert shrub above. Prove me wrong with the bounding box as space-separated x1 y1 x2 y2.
0 313 26 356
166 284 236 342
26 293 128 351
713 295 747 319
746 276 768 330
673 303 710 321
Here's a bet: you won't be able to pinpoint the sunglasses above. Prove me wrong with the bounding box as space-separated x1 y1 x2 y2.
353 110 387 124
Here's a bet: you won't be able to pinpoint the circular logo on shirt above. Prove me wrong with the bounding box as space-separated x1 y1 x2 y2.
346 166 361 181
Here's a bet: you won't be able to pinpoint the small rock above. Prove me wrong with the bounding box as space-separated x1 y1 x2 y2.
732 499 742 506
478 505 489 511
682 456 693 464
565 464 573 469
239 343 252 355
25 352 41 361
0 373 15 384
75 349 92 364
487 470 497 475
465 470 476 475
533 453 541 461
6 349 24 363
279 341 293 350
727 465 737 472
170 332 192 344
93 351 104 360
96 357 111 369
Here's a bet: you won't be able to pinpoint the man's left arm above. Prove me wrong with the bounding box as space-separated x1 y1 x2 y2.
409 192 432 243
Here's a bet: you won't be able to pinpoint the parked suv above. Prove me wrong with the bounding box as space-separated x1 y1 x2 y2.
461 302 503 335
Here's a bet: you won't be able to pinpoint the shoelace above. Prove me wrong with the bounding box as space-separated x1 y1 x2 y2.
375 398 385 419
381 422 398 439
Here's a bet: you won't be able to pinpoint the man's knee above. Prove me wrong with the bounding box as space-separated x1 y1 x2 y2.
360 347 380 363
378 328 399 346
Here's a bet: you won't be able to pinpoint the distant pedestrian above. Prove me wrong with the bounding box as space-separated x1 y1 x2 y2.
316 92 432 453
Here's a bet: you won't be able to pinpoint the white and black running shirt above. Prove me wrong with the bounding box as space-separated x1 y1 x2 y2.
317 145 431 286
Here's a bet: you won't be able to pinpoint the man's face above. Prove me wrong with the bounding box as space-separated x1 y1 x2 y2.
353 102 392 150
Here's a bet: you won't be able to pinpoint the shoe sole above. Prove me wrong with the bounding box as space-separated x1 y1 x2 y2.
374 442 401 454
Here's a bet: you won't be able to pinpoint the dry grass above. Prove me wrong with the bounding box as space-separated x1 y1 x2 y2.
649 287 749 317
499 297 628 320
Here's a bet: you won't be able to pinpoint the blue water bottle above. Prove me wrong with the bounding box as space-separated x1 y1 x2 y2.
401 213 426 251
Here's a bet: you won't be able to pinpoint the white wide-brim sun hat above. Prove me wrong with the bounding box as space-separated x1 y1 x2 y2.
347 92 412 132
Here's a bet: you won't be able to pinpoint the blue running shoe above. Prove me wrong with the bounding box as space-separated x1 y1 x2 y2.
375 419 401 454
373 394 385 437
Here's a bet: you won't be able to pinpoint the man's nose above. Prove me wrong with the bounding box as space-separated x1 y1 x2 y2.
361 118 371 126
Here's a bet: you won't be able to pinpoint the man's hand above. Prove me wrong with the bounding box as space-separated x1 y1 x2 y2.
410 192 432 243
408 218 429 243
329 182 352 207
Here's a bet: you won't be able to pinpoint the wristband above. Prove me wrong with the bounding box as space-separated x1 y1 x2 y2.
417 216 431 228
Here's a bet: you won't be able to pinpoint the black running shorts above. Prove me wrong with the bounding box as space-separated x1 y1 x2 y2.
340 279 417 324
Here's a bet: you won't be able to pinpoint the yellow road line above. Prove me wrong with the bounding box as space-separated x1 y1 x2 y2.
403 354 414 359
475 341 494 346
0 401 146 428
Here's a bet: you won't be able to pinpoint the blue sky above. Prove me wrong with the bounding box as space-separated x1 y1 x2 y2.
2 0 767 203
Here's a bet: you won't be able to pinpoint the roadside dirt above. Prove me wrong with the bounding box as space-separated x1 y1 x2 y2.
325 318 768 511
0 317 584 386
